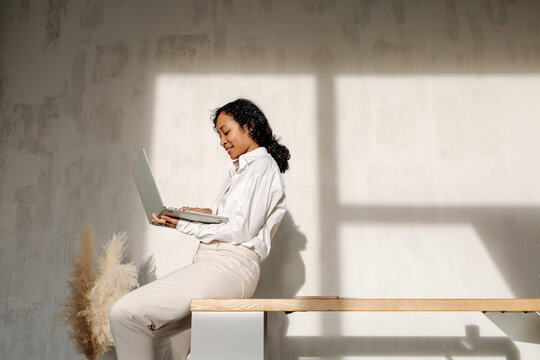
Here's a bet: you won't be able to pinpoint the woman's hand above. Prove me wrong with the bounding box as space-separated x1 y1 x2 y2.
152 213 179 228
181 207 213 214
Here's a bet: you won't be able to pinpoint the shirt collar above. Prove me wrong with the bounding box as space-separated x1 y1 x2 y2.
229 147 268 176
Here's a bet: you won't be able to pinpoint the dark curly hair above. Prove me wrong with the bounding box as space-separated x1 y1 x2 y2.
212 99 290 173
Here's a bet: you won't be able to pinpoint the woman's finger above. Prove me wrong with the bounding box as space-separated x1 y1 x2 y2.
152 213 167 225
160 214 179 226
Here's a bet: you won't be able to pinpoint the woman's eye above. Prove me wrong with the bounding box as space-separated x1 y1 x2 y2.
224 131 229 135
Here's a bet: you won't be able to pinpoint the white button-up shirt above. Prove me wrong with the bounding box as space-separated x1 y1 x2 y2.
176 147 286 260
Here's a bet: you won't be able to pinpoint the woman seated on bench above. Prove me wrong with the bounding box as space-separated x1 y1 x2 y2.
109 99 290 360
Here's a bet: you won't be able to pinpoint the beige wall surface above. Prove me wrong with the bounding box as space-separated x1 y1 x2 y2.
1 0 540 359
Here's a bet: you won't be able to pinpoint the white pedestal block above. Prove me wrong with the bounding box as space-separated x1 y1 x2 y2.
190 311 265 360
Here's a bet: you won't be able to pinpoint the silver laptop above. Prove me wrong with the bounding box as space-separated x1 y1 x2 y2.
132 148 228 226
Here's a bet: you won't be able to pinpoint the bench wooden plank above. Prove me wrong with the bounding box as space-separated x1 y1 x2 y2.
190 298 540 312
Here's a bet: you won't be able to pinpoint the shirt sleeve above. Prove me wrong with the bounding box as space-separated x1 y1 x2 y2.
176 173 283 245
248 192 286 257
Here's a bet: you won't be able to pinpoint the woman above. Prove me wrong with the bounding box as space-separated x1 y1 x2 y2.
110 99 289 360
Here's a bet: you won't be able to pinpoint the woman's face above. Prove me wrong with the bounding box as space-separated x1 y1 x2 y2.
216 112 259 160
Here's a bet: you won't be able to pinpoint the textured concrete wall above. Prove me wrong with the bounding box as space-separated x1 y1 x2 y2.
1 0 540 359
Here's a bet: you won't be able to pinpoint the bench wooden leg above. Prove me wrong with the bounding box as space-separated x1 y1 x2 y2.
190 311 265 360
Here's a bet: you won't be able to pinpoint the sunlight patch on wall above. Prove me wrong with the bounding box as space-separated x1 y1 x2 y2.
335 75 540 206
338 223 514 300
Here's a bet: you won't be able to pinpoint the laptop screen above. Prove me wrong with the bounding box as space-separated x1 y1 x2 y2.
132 148 165 224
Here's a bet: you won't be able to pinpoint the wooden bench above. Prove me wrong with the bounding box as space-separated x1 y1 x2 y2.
189 298 540 359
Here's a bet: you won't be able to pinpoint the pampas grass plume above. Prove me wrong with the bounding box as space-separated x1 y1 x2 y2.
85 232 139 348
58 222 102 359
59 224 139 359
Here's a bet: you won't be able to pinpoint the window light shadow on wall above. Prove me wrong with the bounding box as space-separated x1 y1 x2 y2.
142 0 540 357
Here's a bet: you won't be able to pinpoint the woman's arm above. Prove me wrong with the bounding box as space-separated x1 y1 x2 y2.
151 207 212 227
181 207 212 214
175 174 283 244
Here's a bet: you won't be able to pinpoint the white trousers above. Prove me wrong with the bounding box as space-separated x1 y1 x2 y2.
109 241 261 360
